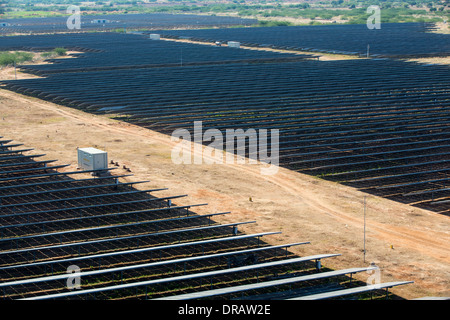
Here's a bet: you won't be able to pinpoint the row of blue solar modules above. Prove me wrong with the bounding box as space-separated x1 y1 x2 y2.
155 22 450 57
0 33 307 74
1 30 449 214
0 13 257 33
0 140 414 301
3 55 449 213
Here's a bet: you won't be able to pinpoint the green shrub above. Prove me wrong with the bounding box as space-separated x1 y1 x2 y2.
40 52 53 58
14 51 33 63
0 52 14 66
53 47 67 56
258 20 293 27
0 51 34 67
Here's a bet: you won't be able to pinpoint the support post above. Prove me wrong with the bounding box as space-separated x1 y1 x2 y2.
364 195 367 263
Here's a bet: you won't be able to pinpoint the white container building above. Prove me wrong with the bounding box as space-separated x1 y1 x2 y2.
77 147 108 172
227 41 240 48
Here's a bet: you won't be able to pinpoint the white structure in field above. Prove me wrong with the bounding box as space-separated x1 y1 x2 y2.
91 19 110 24
77 147 108 171
227 41 240 48
149 33 160 40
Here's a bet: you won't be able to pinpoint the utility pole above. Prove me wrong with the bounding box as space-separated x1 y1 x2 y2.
14 60 17 80
363 195 367 263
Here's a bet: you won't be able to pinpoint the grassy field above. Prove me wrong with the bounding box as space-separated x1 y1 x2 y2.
0 51 33 67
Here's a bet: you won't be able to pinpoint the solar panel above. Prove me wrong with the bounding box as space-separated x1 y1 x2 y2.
3 44 448 212
0 143 24 150
0 148 34 155
0 203 208 232
0 180 148 199
20 255 341 300
0 212 230 243
0 243 314 289
0 194 188 220
0 167 117 182
0 221 256 255
153 267 377 300
288 281 414 300
0 160 57 170
155 23 450 57
0 187 166 209
0 232 283 271
0 174 132 191
2 34 424 298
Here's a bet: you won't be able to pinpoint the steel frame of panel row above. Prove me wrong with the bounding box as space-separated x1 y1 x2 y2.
0 167 118 183
21 255 343 300
0 187 168 210
1 140 333 300
0 242 313 290
0 203 209 236
0 194 189 222
0 180 149 200
0 174 133 192
153 267 379 300
0 232 282 271
0 160 57 170
0 212 231 245
277 130 450 158
289 281 414 300
376 178 450 191
0 221 256 257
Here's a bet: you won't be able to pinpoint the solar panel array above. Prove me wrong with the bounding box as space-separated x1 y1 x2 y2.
2 32 449 216
3 33 308 75
0 13 257 34
0 138 412 300
156 23 450 57
2 18 447 300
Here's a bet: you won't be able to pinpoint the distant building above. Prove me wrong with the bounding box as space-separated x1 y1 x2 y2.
91 19 110 24
227 41 240 48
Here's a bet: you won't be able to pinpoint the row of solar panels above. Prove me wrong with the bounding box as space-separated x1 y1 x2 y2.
0 137 413 300
3 49 449 215
0 13 257 34
154 22 450 57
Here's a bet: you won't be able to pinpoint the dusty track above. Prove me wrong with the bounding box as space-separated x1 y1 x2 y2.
0 88 448 299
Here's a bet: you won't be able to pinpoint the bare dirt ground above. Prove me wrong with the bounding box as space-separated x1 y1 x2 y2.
0 66 40 81
0 87 448 300
433 22 450 34
0 51 81 81
406 56 450 66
